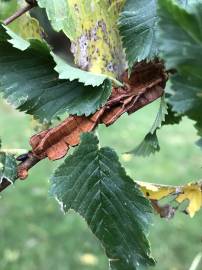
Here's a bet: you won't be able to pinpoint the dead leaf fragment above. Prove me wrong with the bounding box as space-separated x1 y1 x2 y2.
30 60 166 161
30 116 97 160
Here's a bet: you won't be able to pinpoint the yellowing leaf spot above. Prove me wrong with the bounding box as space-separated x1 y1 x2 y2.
66 0 126 79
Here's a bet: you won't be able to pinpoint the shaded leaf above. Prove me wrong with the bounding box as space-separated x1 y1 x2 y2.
128 132 160 157
119 0 158 69
162 103 182 126
150 96 168 134
158 0 202 139
51 133 155 270
0 24 112 120
128 96 167 157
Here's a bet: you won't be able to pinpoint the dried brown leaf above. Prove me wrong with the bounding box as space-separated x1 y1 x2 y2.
30 60 167 161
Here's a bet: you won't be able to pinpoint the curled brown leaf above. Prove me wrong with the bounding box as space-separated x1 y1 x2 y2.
30 60 167 161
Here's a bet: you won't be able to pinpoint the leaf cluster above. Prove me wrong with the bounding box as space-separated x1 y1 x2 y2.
0 1 202 270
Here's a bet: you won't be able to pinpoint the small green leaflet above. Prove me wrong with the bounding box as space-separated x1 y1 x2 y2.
150 96 168 134
128 96 167 157
118 0 158 69
158 0 202 140
51 133 155 270
128 132 160 157
0 24 112 121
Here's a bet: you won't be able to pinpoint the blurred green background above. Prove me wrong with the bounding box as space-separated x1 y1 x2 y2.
0 99 202 270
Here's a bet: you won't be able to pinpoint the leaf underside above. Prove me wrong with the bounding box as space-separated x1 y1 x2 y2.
51 133 155 270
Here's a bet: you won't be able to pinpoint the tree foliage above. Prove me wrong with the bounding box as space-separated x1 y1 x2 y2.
0 0 202 269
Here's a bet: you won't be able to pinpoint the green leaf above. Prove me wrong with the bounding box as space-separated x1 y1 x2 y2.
0 24 112 120
127 132 160 157
158 0 202 138
51 53 121 87
51 133 155 270
37 0 75 38
119 0 158 69
3 24 30 50
52 53 106 87
0 152 17 184
150 96 168 134
163 103 182 126
128 96 183 157
128 97 167 157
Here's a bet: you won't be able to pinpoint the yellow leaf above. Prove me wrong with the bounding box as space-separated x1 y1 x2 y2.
137 181 175 201
176 183 202 218
137 180 202 218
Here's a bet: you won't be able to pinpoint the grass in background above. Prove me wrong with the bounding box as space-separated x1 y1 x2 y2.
0 99 202 270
